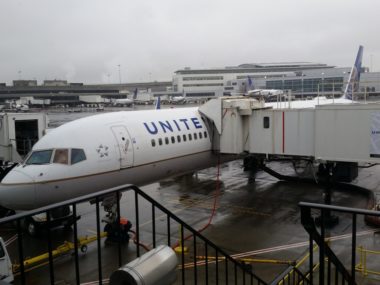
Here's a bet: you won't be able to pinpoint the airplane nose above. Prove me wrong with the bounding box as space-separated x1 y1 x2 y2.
0 170 36 210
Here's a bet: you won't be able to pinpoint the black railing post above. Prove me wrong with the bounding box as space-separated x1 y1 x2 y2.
320 209 325 285
225 255 229 285
205 243 209 285
16 219 25 285
193 235 197 284
167 215 171 247
73 203 80 285
152 204 156 248
234 263 237 285
215 249 219 285
181 224 185 285
310 235 313 285
351 213 357 282
95 197 103 285
46 210 55 285
135 191 140 257
116 191 122 267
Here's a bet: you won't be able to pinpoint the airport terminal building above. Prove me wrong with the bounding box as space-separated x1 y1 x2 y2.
173 62 380 99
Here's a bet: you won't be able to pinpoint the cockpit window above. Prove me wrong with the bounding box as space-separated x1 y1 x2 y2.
53 149 69 165
26 150 53 165
71 149 86 164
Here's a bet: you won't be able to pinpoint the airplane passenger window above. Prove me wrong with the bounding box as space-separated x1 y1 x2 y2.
177 135 181 143
71 149 86 164
204 131 207 138
53 149 69 165
194 133 198 140
199 132 203 139
26 150 53 165
171 136 175 144
151 139 156 147
165 137 169 144
159 138 163 146
183 134 187 142
188 134 192 141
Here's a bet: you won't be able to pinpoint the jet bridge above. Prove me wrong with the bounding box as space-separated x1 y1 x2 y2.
199 97 380 164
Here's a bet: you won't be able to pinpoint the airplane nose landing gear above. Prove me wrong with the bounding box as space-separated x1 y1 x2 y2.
104 218 132 244
101 194 132 244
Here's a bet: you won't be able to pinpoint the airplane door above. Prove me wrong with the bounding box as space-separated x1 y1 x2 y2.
111 126 134 168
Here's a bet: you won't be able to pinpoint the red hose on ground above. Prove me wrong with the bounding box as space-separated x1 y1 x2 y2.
172 152 221 249
129 153 222 252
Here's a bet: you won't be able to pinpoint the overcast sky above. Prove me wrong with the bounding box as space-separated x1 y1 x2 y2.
1 0 379 85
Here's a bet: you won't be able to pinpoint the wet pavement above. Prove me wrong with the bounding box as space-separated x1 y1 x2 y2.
1 159 380 284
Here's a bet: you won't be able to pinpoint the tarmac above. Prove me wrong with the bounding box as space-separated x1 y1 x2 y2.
1 158 380 284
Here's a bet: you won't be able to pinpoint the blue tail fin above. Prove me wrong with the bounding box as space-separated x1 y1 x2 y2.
133 88 138 100
247 76 254 91
343 45 364 100
155 96 161 110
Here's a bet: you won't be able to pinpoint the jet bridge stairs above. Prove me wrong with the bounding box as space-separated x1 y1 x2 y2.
0 184 270 285
1 183 368 284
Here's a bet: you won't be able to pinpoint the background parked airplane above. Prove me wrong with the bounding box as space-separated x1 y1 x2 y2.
112 88 138 106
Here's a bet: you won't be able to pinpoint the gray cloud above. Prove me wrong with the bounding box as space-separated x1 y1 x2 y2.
1 0 379 85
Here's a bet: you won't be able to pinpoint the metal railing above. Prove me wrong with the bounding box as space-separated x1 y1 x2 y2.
270 266 311 285
0 184 267 285
299 202 380 285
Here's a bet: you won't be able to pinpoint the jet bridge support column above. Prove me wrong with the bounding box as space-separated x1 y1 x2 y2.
316 163 339 227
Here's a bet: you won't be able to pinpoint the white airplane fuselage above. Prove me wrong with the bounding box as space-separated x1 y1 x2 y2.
113 98 134 106
0 108 218 210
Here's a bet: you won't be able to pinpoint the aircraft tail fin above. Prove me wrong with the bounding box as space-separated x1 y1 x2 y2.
342 45 364 100
247 76 254 90
133 88 138 100
155 96 161 110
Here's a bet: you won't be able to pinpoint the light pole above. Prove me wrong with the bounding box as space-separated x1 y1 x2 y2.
117 64 122 84
18 70 22 80
321 72 325 94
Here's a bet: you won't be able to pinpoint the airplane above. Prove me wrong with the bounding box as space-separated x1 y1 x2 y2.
245 76 284 101
170 91 187 104
0 46 364 214
0 107 218 211
112 88 138 106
